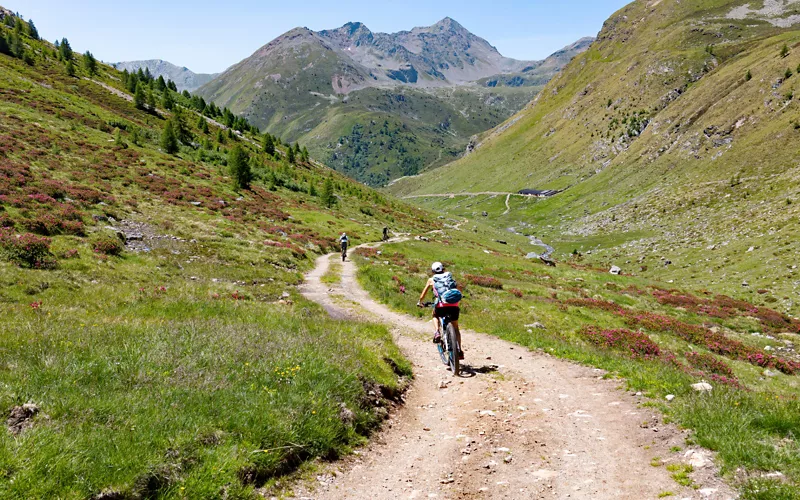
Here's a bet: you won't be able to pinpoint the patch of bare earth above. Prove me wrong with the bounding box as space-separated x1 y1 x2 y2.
292 248 737 499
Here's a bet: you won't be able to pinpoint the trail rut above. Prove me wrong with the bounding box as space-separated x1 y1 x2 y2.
296 246 735 499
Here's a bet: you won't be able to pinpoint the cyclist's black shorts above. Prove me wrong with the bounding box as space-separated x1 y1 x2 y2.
434 306 460 322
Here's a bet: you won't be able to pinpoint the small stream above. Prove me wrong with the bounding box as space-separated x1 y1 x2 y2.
508 226 555 260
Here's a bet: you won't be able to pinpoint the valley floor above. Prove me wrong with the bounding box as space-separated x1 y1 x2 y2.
295 246 735 499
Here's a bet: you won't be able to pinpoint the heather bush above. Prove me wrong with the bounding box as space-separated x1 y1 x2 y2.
0 229 56 268
464 273 503 289
579 326 661 359
685 351 735 378
90 232 124 256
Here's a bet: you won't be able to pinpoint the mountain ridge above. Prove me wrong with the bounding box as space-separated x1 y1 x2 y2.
114 59 218 92
197 19 592 185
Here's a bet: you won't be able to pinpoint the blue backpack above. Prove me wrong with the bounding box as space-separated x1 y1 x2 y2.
433 272 462 304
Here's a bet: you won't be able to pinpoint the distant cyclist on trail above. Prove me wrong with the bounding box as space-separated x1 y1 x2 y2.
417 261 463 359
339 233 349 261
382 226 389 242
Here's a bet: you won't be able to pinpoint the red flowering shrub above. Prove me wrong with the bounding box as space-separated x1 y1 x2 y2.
353 247 379 258
579 326 661 359
0 229 57 269
464 274 503 289
685 352 735 378
91 233 124 256
61 249 80 259
509 288 524 298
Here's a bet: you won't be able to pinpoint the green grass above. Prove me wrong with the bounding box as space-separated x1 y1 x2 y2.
0 20 429 497
388 0 800 314
353 227 800 494
321 262 343 285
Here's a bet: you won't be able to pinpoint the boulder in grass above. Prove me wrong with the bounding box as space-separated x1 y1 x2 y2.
691 382 713 393
609 265 621 275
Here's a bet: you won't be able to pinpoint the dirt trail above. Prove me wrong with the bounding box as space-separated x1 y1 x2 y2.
502 194 511 216
297 246 735 500
403 192 525 199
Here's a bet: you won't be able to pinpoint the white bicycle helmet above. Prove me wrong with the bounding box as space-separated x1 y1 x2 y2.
431 262 444 273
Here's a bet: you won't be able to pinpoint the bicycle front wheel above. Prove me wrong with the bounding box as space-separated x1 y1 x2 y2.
446 323 460 376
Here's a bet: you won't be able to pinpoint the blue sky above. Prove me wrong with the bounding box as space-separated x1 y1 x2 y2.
8 0 630 74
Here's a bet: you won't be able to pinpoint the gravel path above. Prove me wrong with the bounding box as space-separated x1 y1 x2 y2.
296 245 736 499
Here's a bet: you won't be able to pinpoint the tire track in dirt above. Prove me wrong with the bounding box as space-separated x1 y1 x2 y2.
297 247 736 499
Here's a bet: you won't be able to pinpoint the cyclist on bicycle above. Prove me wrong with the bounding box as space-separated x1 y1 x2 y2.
417 262 463 359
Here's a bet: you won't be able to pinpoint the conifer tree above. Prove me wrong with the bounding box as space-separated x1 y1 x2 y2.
321 176 336 208
134 83 145 110
262 133 275 156
162 90 174 110
217 129 225 144
65 59 75 77
155 75 167 92
287 145 296 164
9 32 22 58
144 67 152 81
0 33 8 56
198 116 209 133
27 19 38 40
167 80 177 92
228 145 252 190
781 44 789 58
146 88 156 111
301 146 309 162
82 51 97 75
161 120 179 154
58 37 73 60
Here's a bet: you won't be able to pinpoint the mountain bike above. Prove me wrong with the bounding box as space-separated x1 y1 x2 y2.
420 302 460 376
341 243 347 262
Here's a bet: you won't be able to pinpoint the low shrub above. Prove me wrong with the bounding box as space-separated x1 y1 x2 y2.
579 326 661 359
685 351 735 378
509 288 524 298
464 273 503 289
0 229 57 269
91 232 124 256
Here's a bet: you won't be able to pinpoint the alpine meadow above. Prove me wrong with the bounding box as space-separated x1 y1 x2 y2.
2 1 800 499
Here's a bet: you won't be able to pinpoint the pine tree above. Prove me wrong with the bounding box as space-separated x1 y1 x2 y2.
146 88 156 111
9 32 22 58
321 177 336 208
167 80 177 92
144 67 152 81
745 69 752 81
781 44 789 58
134 83 145 110
170 110 191 143
308 182 317 197
155 75 167 92
301 146 309 162
198 116 209 133
287 146 296 164
294 142 301 155
217 129 225 144
82 51 97 75
0 33 8 56
58 37 73 60
161 120 179 154
113 128 126 148
27 19 38 40
228 145 252 190
65 59 75 77
162 90 174 110
262 133 275 156
786 68 793 80
130 127 141 146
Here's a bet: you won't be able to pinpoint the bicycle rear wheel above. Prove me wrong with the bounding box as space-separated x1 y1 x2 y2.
446 323 460 376
437 344 448 365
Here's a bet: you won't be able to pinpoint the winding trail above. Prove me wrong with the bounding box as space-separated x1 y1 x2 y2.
297 245 735 500
502 194 512 216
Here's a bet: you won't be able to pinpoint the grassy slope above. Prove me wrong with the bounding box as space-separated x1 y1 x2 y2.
0 20 435 498
354 226 800 497
388 0 800 312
